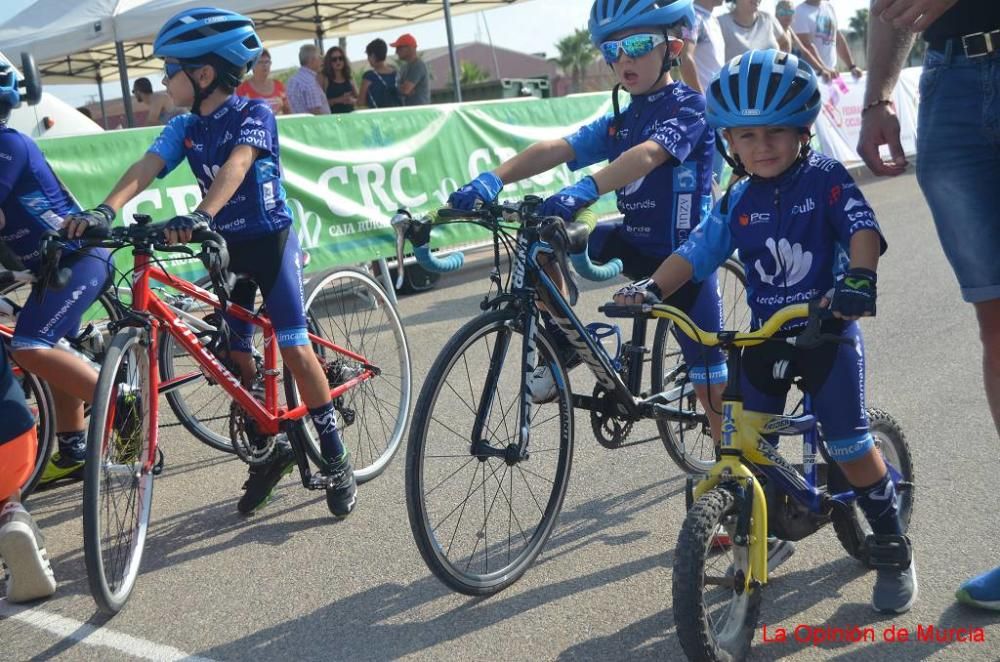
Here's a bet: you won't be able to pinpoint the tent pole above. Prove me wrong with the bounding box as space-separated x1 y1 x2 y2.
442 0 462 102
96 74 109 129
115 41 135 128
314 0 324 52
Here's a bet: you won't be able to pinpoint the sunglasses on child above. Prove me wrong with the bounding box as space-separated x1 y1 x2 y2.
599 33 667 64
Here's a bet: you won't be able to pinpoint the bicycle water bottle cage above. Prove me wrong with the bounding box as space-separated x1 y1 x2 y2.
586 322 622 370
862 533 912 571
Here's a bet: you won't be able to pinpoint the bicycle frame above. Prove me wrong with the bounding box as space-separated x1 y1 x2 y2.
128 250 377 441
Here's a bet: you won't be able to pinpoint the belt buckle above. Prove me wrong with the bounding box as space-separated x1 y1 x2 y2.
962 31 993 58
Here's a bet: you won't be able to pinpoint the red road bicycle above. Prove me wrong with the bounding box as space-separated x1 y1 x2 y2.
40 214 411 614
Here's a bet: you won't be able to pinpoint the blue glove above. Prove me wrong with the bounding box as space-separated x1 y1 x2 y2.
448 172 503 211
165 210 212 235
539 176 599 222
831 268 877 318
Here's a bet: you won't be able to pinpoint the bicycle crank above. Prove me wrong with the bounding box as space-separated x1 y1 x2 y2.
590 385 633 449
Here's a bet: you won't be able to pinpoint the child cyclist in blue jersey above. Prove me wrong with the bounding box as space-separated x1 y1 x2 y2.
64 8 356 518
450 0 728 438
616 49 916 614
0 62 114 486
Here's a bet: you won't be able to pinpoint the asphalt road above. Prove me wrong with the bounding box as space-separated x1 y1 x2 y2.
3 171 1000 661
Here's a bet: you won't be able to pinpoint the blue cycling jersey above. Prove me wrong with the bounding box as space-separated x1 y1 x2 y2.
0 127 82 268
148 95 293 241
564 82 715 259
676 152 887 328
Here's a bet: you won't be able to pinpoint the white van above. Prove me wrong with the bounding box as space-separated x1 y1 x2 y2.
0 50 102 138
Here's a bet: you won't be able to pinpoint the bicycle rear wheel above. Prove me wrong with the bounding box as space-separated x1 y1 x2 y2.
15 363 54 501
652 257 748 474
83 327 154 614
406 309 573 595
285 267 410 483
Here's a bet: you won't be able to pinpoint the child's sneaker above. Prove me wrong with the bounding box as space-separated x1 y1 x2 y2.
311 453 357 519
956 567 1000 611
39 434 87 486
527 348 582 404
0 503 56 603
869 534 918 614
238 438 295 515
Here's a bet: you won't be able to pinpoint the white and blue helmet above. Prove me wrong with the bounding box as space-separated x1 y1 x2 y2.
707 49 822 130
154 7 263 84
588 0 696 45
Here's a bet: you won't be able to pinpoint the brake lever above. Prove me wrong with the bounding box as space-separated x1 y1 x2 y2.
390 209 413 291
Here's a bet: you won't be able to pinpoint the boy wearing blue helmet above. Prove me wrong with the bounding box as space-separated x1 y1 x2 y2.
450 0 729 438
618 49 916 614
0 60 114 486
65 8 357 518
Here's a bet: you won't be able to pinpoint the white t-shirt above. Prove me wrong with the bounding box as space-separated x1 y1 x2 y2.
717 10 785 62
792 0 839 70
687 4 726 92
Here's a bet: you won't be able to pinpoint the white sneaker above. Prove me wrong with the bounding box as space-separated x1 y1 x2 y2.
0 504 56 603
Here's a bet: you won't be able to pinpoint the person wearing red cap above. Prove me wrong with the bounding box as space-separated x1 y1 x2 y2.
391 33 430 106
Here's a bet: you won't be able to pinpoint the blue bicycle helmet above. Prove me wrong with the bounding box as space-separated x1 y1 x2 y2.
706 49 821 130
589 0 696 45
154 7 262 76
0 62 20 110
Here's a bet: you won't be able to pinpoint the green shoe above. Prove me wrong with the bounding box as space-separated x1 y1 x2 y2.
38 452 84 486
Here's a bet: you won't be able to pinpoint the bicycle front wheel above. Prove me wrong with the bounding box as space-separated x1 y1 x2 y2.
406 309 573 596
652 257 748 474
285 268 411 484
673 486 762 662
83 327 154 615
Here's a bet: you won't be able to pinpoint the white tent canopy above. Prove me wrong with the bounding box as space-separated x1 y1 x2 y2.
0 0 527 82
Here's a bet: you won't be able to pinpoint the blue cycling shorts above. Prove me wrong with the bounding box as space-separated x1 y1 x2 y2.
739 320 869 445
223 228 308 352
12 248 113 351
588 221 727 384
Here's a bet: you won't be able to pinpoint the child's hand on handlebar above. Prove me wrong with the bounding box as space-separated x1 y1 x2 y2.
538 176 599 222
64 204 114 239
613 278 663 305
826 268 878 320
164 210 212 245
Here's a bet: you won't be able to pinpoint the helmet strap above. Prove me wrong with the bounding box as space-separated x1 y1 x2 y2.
185 66 222 116
609 83 623 139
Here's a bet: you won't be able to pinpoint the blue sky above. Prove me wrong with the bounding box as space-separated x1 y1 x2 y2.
0 0 871 107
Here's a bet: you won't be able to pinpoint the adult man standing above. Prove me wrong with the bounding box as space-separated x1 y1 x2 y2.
391 34 430 106
287 44 330 115
858 0 1000 610
792 0 863 81
679 0 724 95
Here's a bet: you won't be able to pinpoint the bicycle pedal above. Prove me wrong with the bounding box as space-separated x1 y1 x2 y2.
307 474 334 491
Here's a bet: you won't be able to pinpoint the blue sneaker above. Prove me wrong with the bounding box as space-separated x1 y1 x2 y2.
957 566 1000 611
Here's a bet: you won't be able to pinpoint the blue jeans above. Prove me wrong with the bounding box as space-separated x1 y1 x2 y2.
916 45 1000 303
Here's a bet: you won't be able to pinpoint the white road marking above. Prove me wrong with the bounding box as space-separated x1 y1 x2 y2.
0 600 216 661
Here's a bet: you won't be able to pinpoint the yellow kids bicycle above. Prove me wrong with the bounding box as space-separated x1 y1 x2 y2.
600 299 914 662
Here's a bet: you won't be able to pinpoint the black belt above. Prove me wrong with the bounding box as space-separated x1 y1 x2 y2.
928 29 1000 58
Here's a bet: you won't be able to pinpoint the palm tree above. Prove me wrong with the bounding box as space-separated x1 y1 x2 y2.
553 28 597 94
848 8 869 47
460 60 490 86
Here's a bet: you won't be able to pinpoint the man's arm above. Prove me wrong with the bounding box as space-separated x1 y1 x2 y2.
678 40 703 94
836 30 861 77
795 33 827 74
856 14 915 176
791 31 833 78
399 61 425 98
144 96 166 127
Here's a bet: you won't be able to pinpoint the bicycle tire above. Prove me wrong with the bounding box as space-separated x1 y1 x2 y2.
284 267 411 484
829 408 914 561
406 309 573 596
16 365 54 500
652 257 748 474
83 327 154 615
673 486 762 662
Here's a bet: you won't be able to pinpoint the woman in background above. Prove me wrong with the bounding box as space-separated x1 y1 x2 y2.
235 48 291 115
320 46 357 114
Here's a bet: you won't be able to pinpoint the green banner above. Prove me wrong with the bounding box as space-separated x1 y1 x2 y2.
38 94 619 274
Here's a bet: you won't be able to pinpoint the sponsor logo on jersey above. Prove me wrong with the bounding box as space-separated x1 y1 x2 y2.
241 116 265 127
754 237 813 288
674 166 696 191
621 199 655 211
263 181 276 210
844 197 865 211
183 137 204 152
0 152 12 161
212 105 230 120
677 193 692 229
739 212 770 227
828 185 842 205
790 198 815 215
621 175 646 196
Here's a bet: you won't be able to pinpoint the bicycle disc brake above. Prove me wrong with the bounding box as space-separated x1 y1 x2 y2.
229 390 276 466
590 385 633 449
